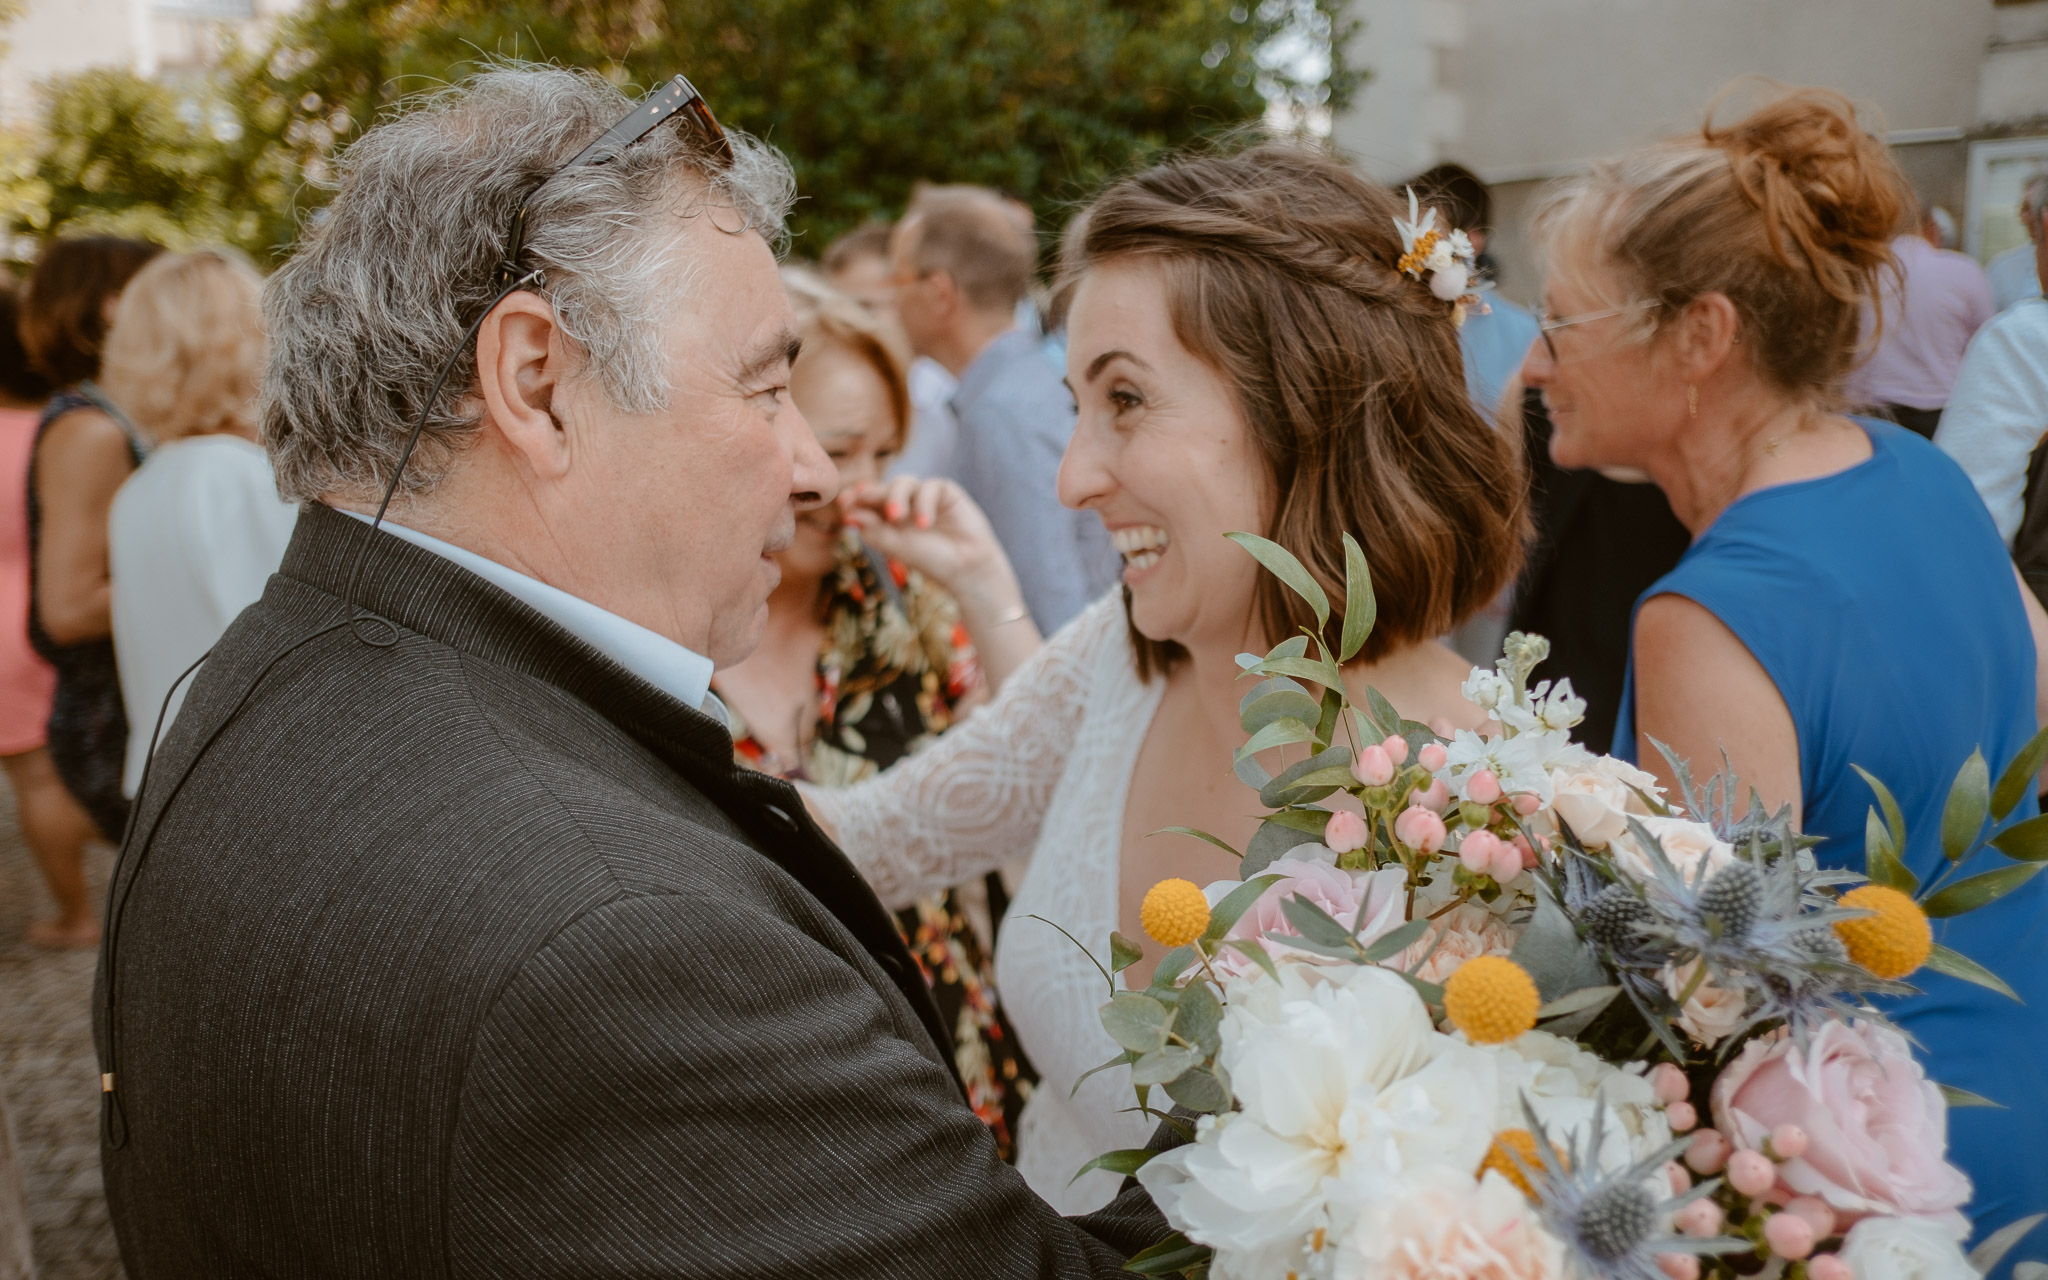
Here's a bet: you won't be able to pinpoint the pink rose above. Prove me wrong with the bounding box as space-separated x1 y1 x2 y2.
1710 1024 1971 1236
1209 858 1407 982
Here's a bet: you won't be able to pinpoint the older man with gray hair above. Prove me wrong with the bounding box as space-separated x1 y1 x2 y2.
93 65 1169 1277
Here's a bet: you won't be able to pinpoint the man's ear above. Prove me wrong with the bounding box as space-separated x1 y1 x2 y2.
927 268 965 321
474 290 572 480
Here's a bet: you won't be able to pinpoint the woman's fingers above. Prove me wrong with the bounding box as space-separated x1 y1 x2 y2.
910 478 945 531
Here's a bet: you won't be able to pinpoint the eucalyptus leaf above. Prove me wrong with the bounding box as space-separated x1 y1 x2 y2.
1242 819 1323 875
1922 862 2047 918
1239 687 1323 736
1315 686 1343 750
1991 812 2048 862
1221 938 1282 982
1070 1049 1136 1097
1174 978 1225 1054
1268 635 1310 661
1125 1233 1212 1276
1150 826 1244 860
1068 1147 1157 1185
1259 746 1353 809
1863 808 1917 893
1940 748 1990 863
1110 932 1143 975
1939 1083 2006 1109
1508 885 1611 1003
1149 946 1199 993
1970 1213 2046 1274
1233 752 1274 791
1853 765 1908 860
1287 765 1364 791
1365 687 1403 743
1131 1045 1199 1086
1537 984 1622 1021
1204 873 1286 940
1254 654 1347 691
1994 725 2048 822
1360 916 1432 962
1234 716 1319 764
1100 993 1171 1053
1262 807 1335 836
1226 531 1330 628
1391 968 1446 1006
1924 944 2019 999
1280 894 1358 948
1163 1064 1232 1113
1339 532 1377 663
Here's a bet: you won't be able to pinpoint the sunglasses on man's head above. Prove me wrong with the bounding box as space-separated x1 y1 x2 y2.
496 74 734 291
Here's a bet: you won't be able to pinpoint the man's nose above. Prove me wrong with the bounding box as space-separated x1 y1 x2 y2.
784 407 837 512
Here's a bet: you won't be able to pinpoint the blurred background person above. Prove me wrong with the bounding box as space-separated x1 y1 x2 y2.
102 248 294 796
1988 174 2046 314
712 267 1042 1158
1408 161 1540 418
822 220 959 480
1524 84 2048 1241
1841 197 1994 437
0 272 102 949
21 235 159 845
1937 170 2048 600
889 185 1118 633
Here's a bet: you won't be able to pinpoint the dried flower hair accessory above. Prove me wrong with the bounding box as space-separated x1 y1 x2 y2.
1395 186 1489 323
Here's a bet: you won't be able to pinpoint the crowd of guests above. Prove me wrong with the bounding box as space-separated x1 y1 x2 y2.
4 63 2048 1266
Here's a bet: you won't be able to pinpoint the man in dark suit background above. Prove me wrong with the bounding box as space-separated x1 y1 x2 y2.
95 64 1169 1277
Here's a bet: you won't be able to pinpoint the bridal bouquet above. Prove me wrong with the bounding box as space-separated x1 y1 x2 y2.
1082 534 2047 1280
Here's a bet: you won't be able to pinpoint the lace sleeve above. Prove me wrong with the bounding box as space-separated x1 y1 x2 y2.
808 595 1124 910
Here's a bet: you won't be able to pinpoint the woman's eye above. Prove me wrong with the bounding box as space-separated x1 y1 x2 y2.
1110 389 1143 413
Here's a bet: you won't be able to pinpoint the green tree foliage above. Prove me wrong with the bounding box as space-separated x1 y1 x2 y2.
1 0 1353 264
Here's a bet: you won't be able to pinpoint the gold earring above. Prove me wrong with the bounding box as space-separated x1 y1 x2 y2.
1687 384 1698 420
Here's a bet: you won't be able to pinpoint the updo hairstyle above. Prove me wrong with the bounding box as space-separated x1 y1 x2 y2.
1060 140 1528 676
1532 83 1908 398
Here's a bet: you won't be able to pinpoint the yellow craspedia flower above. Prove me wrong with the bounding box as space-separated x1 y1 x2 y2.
1443 955 1541 1044
1141 878 1210 948
1835 884 1933 980
1479 1128 1547 1198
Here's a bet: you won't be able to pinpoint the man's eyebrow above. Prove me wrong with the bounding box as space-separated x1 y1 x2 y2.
1084 348 1149 382
737 327 803 384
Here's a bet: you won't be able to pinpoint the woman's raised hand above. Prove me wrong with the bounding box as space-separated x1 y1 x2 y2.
840 475 1008 601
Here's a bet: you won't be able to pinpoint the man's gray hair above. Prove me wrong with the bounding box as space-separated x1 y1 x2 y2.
262 64 796 502
2024 169 2048 222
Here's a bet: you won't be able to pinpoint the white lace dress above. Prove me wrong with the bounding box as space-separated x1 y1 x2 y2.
809 595 1165 1213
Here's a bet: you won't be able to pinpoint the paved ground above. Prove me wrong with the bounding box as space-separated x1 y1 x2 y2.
0 775 123 1280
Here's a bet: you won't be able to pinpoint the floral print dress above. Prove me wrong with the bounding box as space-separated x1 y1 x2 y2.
723 539 1036 1158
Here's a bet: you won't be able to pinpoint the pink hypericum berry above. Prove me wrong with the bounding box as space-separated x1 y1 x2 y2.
1783 1196 1835 1239
1684 1128 1730 1175
1459 830 1502 876
1809 1255 1851 1280
1665 1100 1698 1133
1768 1123 1809 1162
1467 769 1503 804
1486 838 1524 884
1353 745 1396 788
1394 805 1448 853
1325 809 1369 854
1418 742 1448 772
1665 1162 1692 1196
1415 778 1452 813
1656 1254 1700 1280
1382 734 1410 765
1727 1149 1777 1198
1650 1062 1690 1104
1763 1212 1816 1260
1513 792 1543 816
1676 1199 1723 1238
1513 834 1540 869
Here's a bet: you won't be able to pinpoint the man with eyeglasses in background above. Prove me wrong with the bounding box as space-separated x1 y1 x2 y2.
94 64 1172 1278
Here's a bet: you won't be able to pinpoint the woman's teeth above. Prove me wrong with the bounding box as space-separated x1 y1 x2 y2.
1112 525 1170 571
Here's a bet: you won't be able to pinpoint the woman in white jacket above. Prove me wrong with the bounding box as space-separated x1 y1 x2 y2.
809 142 1529 1210
103 249 296 794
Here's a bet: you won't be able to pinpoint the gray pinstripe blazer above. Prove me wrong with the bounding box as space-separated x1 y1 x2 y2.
94 501 1171 1278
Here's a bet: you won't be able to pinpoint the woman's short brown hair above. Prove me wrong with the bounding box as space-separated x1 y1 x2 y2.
1531 82 1906 399
781 265 913 451
19 236 162 388
99 248 267 444
1060 140 1528 676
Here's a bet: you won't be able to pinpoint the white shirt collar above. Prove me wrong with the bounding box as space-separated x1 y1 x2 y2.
341 509 726 727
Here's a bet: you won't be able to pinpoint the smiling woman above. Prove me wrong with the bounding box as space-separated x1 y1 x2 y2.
806 139 1531 1212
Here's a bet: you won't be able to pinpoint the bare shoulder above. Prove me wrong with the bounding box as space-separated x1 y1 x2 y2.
1633 593 1762 684
35 406 130 473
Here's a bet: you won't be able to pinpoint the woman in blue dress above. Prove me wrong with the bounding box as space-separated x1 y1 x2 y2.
1522 85 2048 1253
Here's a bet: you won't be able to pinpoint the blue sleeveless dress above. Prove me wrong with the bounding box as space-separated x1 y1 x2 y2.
1615 419 2048 1245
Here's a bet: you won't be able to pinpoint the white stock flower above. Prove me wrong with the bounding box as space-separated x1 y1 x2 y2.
1444 729 1580 804
1462 668 1511 712
1482 1031 1673 1172
1136 965 1500 1280
1548 756 1664 848
1609 815 1737 886
1534 679 1587 732
1839 1216 1977 1280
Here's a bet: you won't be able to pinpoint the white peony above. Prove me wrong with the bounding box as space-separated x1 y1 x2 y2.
1549 756 1664 848
1839 1216 1978 1280
1608 815 1737 886
1136 964 1501 1280
1331 1168 1565 1280
1481 1031 1673 1172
